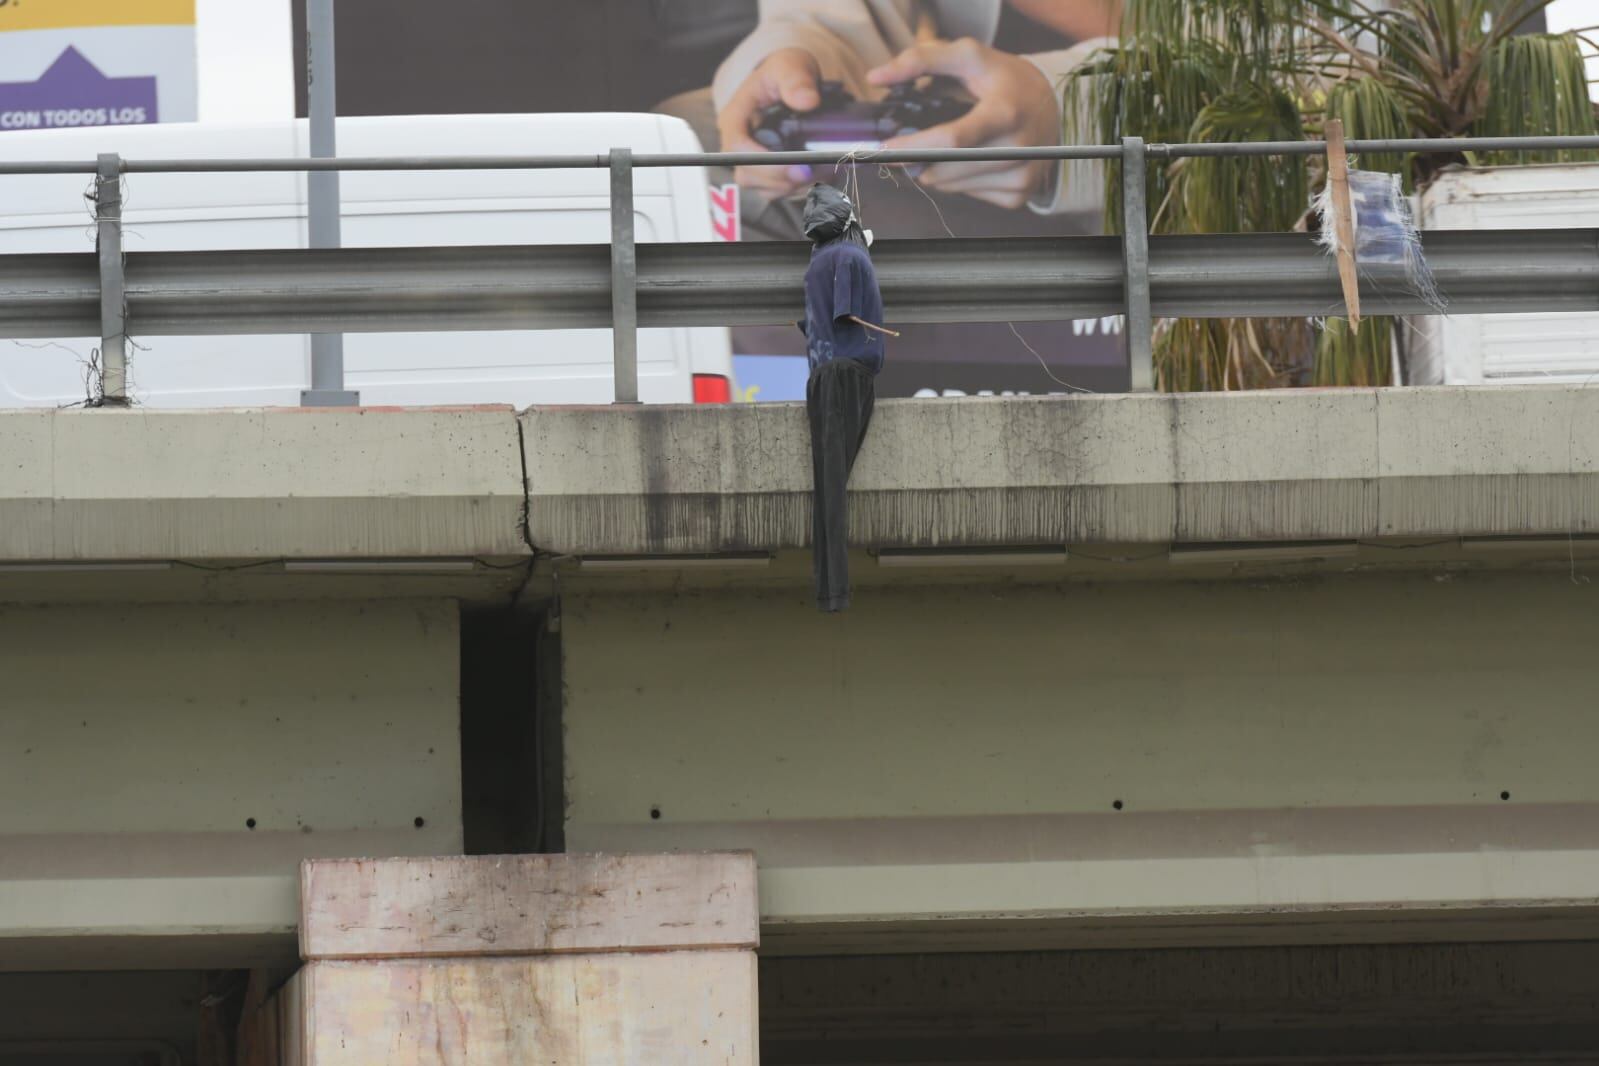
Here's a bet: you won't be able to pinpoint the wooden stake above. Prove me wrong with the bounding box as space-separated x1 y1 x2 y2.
849 315 901 338
1324 118 1361 331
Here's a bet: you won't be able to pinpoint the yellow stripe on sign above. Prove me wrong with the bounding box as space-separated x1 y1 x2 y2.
0 0 196 32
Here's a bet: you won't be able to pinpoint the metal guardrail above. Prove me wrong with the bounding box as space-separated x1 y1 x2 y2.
8 230 1592 333
4 133 1598 404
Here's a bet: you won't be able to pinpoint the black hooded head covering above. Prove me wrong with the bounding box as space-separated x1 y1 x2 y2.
802 182 868 250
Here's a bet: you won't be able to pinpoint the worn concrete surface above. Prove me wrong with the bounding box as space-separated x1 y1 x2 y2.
273 853 761 1066
8 387 1599 966
562 572 1599 951
523 386 1599 554
0 406 528 561
299 853 759 959
284 953 759 1066
0 600 461 970
3 387 1599 565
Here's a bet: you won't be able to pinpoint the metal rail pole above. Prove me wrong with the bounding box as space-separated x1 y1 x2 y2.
301 0 357 406
94 152 128 406
12 132 1599 178
610 148 639 404
1120 137 1154 392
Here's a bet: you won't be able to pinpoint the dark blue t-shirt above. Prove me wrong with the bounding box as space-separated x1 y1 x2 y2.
800 241 885 375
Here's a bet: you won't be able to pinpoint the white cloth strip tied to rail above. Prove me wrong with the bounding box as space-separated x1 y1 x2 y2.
1314 166 1445 324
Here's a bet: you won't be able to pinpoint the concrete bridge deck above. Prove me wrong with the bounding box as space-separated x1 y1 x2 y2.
0 385 1596 571
7 385 1599 967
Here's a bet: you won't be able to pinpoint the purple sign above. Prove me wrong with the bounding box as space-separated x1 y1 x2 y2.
0 47 158 132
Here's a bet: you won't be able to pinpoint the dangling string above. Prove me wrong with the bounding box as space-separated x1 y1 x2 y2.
833 147 885 226
849 157 1095 395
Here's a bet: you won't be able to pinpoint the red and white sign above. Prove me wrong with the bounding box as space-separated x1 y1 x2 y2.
709 183 739 242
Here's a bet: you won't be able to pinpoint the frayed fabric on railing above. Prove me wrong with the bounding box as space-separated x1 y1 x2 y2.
1314 168 1444 314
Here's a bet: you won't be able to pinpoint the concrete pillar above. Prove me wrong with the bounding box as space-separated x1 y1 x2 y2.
242 853 759 1065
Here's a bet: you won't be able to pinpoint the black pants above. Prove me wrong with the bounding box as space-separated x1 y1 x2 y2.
807 358 876 612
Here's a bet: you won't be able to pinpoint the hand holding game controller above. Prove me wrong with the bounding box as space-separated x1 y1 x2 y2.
716 47 830 197
718 47 976 199
749 77 975 153
867 37 1062 210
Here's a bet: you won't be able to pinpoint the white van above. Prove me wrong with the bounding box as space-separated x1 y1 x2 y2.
1407 163 1599 387
0 114 734 407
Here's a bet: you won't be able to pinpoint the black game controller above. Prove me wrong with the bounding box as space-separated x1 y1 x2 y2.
750 77 974 152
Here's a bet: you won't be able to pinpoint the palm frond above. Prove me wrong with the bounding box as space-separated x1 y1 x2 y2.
1315 317 1393 387
1062 0 1599 391
1477 32 1598 166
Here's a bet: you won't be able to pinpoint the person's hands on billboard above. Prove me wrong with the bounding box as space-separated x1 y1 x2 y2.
717 47 823 195
867 39 1059 210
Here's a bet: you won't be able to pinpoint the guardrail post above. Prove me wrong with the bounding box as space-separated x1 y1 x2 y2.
94 153 129 406
610 147 639 404
1120 136 1154 392
299 0 358 408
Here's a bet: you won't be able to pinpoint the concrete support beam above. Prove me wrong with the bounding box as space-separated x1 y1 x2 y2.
1 386 1598 565
522 386 1599 554
9 386 1599 966
242 854 759 1066
0 601 462 970
0 407 528 562
561 574 1599 952
299 853 760 959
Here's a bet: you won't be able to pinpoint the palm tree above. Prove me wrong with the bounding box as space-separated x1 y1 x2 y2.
1065 0 1596 391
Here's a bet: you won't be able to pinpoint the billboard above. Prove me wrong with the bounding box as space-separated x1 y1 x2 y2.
291 1 1126 399
0 0 196 132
